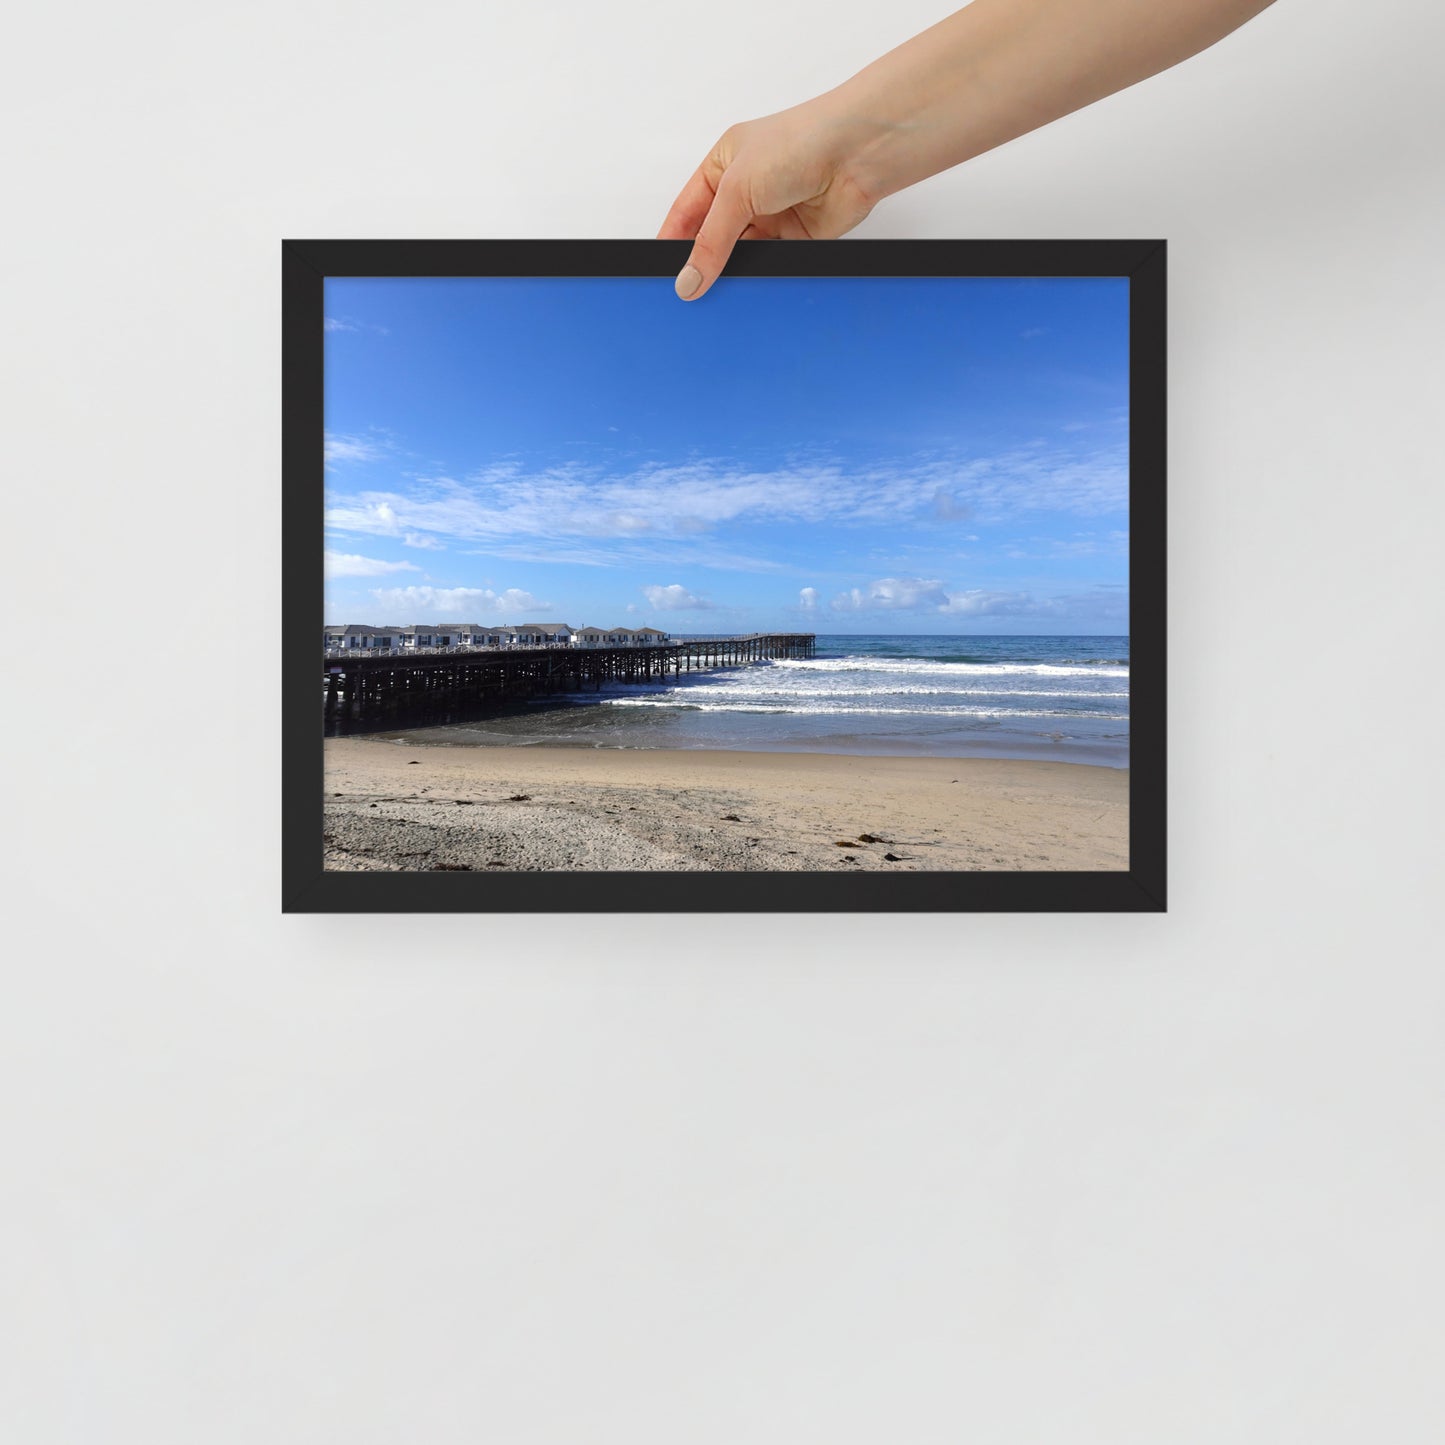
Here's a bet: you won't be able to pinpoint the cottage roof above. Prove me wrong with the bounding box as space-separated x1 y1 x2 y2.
403 625 526 637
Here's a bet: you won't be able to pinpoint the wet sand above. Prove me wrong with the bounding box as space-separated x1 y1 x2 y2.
323 738 1128 872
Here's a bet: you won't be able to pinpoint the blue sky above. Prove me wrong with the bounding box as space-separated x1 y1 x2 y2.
323 274 1129 634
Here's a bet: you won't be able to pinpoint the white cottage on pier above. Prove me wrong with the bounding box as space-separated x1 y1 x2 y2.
325 625 404 651
510 623 574 646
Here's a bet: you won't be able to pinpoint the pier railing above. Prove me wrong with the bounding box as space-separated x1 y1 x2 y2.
323 632 796 660
325 641 601 660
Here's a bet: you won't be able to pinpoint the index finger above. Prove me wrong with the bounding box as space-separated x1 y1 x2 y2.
675 175 753 301
657 164 716 241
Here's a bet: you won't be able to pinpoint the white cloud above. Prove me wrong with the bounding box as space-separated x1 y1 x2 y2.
368 585 549 617
402 532 444 550
831 577 950 611
936 589 1039 616
642 583 712 611
799 587 818 610
323 551 420 578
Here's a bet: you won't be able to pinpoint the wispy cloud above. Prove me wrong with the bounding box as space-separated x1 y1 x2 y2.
464 539 787 574
799 587 819 610
642 583 712 610
402 532 444 550
323 551 420 578
1003 530 1128 561
367 585 550 617
932 488 973 522
323 439 1127 564
829 575 1127 620
324 430 392 468
325 316 390 336
1042 585 1130 622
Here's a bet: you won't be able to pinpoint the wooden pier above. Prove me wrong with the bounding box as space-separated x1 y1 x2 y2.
323 633 816 735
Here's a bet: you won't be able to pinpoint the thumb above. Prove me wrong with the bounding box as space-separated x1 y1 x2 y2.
675 175 753 301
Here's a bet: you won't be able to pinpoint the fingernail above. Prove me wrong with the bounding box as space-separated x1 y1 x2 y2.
675 264 702 300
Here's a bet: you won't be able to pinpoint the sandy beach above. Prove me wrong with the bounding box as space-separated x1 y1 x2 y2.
324 738 1128 872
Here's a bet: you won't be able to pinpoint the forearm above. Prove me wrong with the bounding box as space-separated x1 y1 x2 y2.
821 0 1277 203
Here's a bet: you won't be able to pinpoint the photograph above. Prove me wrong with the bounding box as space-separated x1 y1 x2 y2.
297 245 1161 906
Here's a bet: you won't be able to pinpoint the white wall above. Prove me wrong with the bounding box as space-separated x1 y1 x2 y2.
4 2 1442 1442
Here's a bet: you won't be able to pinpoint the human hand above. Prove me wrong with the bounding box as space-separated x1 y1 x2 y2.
657 98 882 302
659 0 1278 302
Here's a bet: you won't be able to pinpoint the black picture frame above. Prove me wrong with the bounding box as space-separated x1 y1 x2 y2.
284 239 1165 913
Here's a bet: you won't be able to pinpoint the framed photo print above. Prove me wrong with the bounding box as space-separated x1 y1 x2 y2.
283 239 1165 912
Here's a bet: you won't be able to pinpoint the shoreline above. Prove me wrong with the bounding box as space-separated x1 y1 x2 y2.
373 722 1129 769
324 738 1129 873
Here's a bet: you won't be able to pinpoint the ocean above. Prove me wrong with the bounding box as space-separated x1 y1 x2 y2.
389 635 1130 767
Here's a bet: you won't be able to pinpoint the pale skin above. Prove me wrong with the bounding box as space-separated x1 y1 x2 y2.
659 0 1278 299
